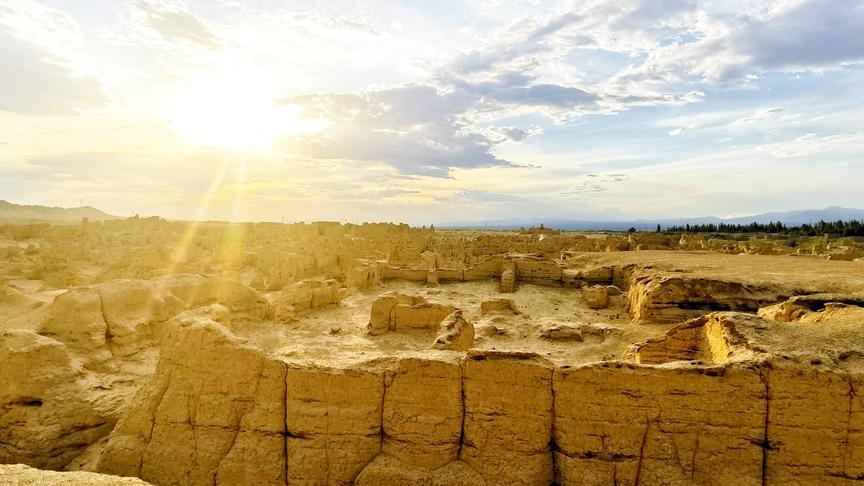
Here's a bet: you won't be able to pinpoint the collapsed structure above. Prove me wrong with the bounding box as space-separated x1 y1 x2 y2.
1 217 863 485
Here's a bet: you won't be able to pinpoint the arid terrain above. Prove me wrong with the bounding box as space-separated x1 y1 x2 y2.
2 217 864 485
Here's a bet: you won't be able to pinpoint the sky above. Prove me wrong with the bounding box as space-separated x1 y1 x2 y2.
0 0 862 224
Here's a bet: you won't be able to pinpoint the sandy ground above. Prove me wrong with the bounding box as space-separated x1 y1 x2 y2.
229 279 671 367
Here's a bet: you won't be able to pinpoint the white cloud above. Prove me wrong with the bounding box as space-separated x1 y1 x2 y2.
0 0 107 115
129 0 218 46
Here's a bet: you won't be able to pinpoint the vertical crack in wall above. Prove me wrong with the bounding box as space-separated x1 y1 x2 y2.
456 359 467 458
139 369 172 478
689 429 701 480
633 417 651 486
842 375 854 478
758 367 772 486
549 368 558 484
379 371 388 451
190 391 199 485
211 361 265 486
282 362 289 486
97 293 118 360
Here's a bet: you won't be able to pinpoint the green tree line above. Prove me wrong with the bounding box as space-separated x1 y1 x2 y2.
663 219 864 236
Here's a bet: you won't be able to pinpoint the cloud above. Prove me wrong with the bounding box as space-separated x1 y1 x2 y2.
759 133 864 159
285 84 510 176
482 125 544 143
619 0 864 86
129 0 218 46
286 11 379 35
282 69 600 176
561 173 630 197
0 0 107 115
454 71 600 110
731 0 864 73
444 0 864 119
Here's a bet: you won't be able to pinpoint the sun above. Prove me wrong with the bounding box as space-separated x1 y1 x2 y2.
169 67 325 150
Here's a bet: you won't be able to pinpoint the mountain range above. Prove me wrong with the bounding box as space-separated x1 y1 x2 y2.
1 200 862 229
0 200 118 222
440 206 864 231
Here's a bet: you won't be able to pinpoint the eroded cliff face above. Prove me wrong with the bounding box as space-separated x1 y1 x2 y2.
0 330 114 469
91 313 864 486
626 274 799 324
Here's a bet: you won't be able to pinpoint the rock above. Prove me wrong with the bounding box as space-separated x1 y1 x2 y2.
757 300 808 322
476 324 507 337
757 293 864 322
355 454 488 486
604 285 623 296
0 330 113 470
426 269 440 286
499 260 516 293
367 292 418 334
391 302 457 330
583 285 609 309
626 274 790 324
367 292 456 335
539 324 583 342
96 312 289 486
0 464 152 485
432 310 475 351
277 279 343 319
580 323 622 339
480 298 520 315
346 261 383 291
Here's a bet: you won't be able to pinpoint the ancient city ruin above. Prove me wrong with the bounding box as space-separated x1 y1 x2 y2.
2 216 864 485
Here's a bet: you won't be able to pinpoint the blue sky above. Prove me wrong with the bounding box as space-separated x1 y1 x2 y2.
0 0 862 223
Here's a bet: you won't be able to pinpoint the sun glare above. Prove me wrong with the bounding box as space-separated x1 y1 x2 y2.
169 68 326 150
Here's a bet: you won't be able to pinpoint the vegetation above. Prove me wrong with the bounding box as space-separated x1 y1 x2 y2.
664 219 864 236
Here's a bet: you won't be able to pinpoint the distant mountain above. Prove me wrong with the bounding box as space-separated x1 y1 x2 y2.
722 207 864 226
0 200 119 222
440 206 864 231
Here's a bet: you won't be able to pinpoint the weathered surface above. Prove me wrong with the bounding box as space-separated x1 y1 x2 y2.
0 330 113 470
630 313 756 364
432 310 475 351
355 454 488 485
479 298 519 315
627 274 793 324
583 285 610 309
366 292 454 334
0 464 152 485
766 362 864 484
276 278 345 319
382 358 463 468
285 364 383 485
461 351 554 485
554 362 767 486
96 312 287 486
4 219 864 485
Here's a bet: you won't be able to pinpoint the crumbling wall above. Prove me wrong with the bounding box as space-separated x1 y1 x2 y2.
366 292 456 334
627 274 793 324
92 317 864 486
275 279 345 319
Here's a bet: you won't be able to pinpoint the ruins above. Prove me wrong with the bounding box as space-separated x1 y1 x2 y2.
2 216 864 485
